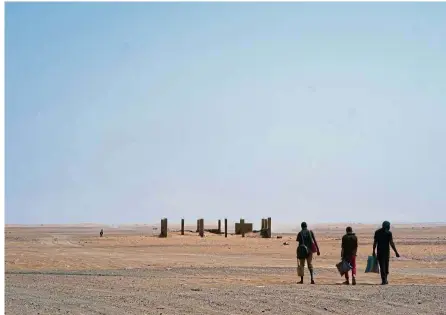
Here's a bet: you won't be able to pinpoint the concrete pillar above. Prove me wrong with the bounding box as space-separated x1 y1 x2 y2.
267 217 272 238
260 218 266 238
199 218 204 238
218 219 221 234
224 218 228 238
160 218 168 238
240 218 245 238
181 218 184 235
161 218 164 237
196 219 199 233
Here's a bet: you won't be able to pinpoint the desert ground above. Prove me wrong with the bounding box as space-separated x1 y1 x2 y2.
5 222 446 315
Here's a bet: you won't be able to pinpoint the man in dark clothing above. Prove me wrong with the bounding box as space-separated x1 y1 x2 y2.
296 222 320 284
341 226 358 285
373 221 400 285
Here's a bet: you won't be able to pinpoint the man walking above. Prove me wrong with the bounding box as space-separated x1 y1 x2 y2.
296 222 320 284
373 221 400 285
341 226 358 285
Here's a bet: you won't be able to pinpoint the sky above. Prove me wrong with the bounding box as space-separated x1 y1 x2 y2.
5 2 446 226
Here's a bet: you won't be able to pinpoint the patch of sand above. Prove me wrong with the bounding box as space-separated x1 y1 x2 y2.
5 223 446 314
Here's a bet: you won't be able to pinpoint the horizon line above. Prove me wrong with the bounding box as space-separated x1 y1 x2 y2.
5 220 446 227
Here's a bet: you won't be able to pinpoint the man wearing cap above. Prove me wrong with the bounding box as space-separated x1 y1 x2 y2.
373 221 400 285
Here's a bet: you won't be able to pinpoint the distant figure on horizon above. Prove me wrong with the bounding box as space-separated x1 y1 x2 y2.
373 221 400 285
341 226 358 285
100 229 103 237
296 222 320 284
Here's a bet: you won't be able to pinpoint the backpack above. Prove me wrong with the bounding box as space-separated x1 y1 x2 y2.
297 231 310 258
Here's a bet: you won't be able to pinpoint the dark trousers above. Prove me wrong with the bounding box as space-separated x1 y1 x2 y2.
377 253 389 282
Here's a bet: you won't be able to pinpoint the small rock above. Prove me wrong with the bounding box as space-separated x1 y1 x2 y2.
191 288 202 291
277 235 282 239
283 241 289 246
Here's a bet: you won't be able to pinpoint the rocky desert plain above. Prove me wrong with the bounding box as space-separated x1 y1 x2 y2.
5 222 446 314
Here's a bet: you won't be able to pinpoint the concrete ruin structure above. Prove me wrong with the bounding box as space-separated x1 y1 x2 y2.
235 220 253 236
268 217 272 238
260 217 272 238
160 218 168 238
154 217 270 238
198 218 204 237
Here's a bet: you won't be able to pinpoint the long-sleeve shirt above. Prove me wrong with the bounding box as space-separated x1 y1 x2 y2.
374 228 393 255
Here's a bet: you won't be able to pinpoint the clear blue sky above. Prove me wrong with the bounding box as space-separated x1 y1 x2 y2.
5 2 446 225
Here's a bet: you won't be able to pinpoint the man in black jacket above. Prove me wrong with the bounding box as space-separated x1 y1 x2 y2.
373 221 400 285
341 226 358 285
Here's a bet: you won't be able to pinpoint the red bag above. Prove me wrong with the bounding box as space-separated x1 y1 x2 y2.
311 242 318 253
310 231 318 253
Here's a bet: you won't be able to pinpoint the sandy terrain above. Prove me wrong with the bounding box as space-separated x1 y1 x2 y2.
5 223 446 314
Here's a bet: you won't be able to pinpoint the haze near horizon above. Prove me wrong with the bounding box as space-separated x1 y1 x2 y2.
5 2 446 225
